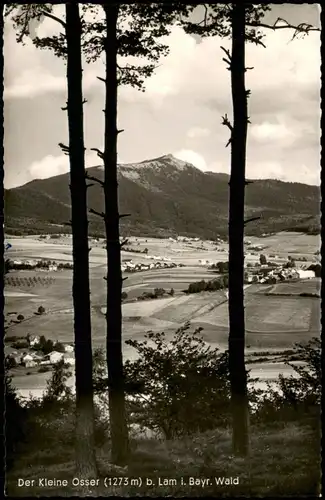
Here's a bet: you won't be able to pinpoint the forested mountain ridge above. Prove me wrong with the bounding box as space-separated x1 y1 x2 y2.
5 154 320 238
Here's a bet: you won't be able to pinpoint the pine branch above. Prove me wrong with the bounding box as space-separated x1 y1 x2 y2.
246 34 266 48
89 208 105 219
85 172 105 187
244 216 261 225
90 148 105 160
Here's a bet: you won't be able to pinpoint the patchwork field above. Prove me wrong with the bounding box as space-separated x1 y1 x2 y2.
248 231 320 256
4 233 321 398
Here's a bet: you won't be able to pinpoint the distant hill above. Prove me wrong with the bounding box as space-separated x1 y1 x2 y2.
4 154 320 239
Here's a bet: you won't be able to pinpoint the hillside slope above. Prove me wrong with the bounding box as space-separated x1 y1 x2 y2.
4 154 320 239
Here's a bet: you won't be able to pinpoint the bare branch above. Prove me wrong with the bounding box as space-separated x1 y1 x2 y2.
247 17 320 35
245 66 254 72
97 76 106 83
244 216 261 225
245 180 254 186
85 172 105 187
62 221 72 227
221 114 233 131
225 138 232 148
122 277 128 282
90 147 105 160
86 183 95 189
88 247 92 253
117 129 124 135
89 208 105 219
82 98 88 105
58 143 69 155
103 276 107 281
119 214 131 219
197 4 208 27
220 46 231 60
120 239 129 248
42 11 66 28
61 102 68 111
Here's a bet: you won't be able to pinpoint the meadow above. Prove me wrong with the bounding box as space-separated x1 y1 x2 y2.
4 232 321 398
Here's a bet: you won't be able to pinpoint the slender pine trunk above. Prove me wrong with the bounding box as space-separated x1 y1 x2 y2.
228 3 250 457
65 3 97 479
103 3 129 466
0 6 4 311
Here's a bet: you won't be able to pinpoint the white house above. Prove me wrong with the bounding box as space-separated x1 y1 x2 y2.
49 351 65 364
27 334 40 347
22 354 37 368
296 269 315 279
63 353 75 366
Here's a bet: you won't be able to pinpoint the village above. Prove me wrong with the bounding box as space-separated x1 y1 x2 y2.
5 333 75 372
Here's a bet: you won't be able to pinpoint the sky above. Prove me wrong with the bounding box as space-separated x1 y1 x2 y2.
4 3 321 189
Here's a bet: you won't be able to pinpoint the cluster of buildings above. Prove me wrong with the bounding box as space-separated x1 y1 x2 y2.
7 335 75 369
245 263 315 284
8 259 58 271
121 258 178 273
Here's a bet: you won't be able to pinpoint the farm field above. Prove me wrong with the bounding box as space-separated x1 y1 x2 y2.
4 233 321 398
248 231 320 256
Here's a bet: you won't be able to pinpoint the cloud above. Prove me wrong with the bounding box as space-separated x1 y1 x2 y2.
250 121 296 144
27 150 100 181
187 127 211 139
173 150 208 171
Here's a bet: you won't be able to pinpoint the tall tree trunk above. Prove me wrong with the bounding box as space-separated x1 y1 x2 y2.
65 3 97 479
103 3 129 466
0 6 4 310
228 3 250 457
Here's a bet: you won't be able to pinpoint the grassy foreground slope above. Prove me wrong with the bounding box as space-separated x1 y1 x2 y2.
6 421 320 497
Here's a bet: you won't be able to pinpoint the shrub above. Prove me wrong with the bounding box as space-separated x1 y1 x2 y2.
253 338 321 425
259 254 267 265
54 342 65 353
12 340 29 349
5 356 17 369
38 366 51 373
5 375 28 470
95 323 232 440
